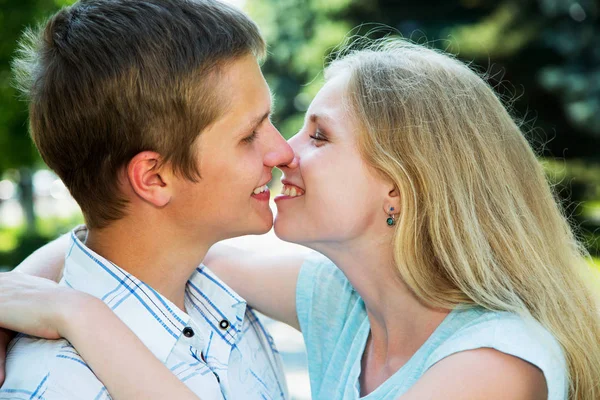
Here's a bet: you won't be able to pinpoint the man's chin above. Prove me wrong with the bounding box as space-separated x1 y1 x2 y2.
248 224 272 236
244 214 274 236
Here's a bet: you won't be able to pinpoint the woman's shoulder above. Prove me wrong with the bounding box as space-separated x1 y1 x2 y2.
425 306 568 400
439 307 566 362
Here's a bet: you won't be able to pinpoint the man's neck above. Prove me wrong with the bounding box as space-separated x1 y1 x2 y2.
84 220 211 310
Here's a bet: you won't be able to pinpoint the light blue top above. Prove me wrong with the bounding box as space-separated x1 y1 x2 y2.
296 254 568 400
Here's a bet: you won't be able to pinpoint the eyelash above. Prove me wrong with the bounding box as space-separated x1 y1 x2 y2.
309 130 327 142
242 131 258 144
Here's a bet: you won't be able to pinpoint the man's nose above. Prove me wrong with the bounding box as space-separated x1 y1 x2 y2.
278 133 302 169
264 129 294 168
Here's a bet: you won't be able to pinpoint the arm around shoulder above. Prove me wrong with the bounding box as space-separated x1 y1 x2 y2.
0 266 201 400
14 232 70 281
60 296 200 400
204 242 308 330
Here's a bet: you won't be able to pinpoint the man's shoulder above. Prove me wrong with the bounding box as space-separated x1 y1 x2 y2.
1 335 105 399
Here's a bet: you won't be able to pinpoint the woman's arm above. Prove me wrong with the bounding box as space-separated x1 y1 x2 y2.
13 233 69 280
0 272 200 400
14 233 309 330
204 242 308 330
0 233 70 384
0 234 309 389
65 294 201 399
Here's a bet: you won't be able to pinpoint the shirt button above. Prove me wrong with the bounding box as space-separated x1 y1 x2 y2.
182 327 195 338
219 320 230 330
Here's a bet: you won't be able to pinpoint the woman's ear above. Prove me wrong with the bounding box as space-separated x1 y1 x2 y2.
126 151 172 207
383 186 400 216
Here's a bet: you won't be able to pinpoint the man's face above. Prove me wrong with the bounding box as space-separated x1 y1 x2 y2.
168 54 294 243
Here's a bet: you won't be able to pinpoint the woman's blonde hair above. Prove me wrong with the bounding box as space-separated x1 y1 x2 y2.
325 38 600 399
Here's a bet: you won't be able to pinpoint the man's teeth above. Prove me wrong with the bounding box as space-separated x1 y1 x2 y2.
253 185 269 195
281 185 304 197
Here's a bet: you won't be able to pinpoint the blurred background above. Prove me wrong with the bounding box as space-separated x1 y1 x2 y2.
0 0 599 398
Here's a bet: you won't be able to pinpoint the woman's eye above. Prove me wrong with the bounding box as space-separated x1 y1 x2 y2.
242 131 258 144
309 130 327 142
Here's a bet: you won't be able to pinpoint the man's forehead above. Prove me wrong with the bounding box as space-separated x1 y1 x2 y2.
247 89 274 122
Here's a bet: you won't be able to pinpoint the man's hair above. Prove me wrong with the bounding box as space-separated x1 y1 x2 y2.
13 0 265 229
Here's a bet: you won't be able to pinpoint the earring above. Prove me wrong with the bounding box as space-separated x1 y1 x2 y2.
386 207 395 226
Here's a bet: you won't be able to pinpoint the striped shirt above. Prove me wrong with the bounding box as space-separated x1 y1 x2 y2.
1 226 288 400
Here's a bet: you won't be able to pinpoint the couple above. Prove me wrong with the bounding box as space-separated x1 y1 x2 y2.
0 0 599 399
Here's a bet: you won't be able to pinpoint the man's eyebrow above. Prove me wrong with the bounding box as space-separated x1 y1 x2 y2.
249 110 271 130
248 90 275 129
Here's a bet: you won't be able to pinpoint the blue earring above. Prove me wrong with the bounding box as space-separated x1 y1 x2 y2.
386 207 395 226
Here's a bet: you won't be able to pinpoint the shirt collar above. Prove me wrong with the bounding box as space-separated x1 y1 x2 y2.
63 226 247 362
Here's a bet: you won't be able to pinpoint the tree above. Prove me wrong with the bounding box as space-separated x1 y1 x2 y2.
0 0 66 238
0 0 66 175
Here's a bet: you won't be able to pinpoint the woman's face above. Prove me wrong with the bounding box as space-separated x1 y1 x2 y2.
274 72 394 247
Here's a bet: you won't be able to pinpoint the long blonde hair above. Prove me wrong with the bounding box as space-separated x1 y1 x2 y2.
326 38 600 399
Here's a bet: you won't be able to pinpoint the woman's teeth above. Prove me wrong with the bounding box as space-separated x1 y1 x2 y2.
253 185 269 195
281 185 304 197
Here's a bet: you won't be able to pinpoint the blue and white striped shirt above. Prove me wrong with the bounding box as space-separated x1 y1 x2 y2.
1 226 288 400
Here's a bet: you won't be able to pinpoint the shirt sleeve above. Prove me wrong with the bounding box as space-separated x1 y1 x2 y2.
423 313 569 400
1 336 109 400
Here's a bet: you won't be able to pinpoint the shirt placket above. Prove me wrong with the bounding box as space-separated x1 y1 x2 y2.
185 282 244 399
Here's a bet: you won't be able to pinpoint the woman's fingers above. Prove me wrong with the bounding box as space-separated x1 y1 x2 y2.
0 271 68 339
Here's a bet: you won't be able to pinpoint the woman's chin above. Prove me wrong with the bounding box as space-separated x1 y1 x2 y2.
273 215 302 244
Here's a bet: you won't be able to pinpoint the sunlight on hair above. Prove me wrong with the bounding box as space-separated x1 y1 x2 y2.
219 0 247 9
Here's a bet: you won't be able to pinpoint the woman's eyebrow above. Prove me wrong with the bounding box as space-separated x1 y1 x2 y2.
308 112 334 125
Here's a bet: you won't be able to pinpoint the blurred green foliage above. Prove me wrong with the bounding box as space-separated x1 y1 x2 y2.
248 0 599 153
0 0 66 175
0 213 83 271
0 0 598 268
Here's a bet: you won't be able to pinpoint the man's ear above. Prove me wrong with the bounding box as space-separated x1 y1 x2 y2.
126 151 172 207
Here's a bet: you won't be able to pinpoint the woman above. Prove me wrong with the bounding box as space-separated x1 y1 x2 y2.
1 38 599 400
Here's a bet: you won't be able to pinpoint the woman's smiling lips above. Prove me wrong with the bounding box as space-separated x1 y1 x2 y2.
274 179 305 202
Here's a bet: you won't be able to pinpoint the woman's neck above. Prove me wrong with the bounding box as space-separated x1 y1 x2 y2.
317 238 450 395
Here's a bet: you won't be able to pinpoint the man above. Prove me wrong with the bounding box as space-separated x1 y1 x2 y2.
1 0 293 398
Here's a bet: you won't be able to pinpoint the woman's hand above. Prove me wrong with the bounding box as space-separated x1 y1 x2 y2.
0 233 70 384
0 270 86 385
0 271 201 399
0 271 86 340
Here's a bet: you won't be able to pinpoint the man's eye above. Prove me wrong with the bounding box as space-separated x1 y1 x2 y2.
242 131 258 144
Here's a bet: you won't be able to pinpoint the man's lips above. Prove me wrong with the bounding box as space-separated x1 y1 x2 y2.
251 186 270 201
